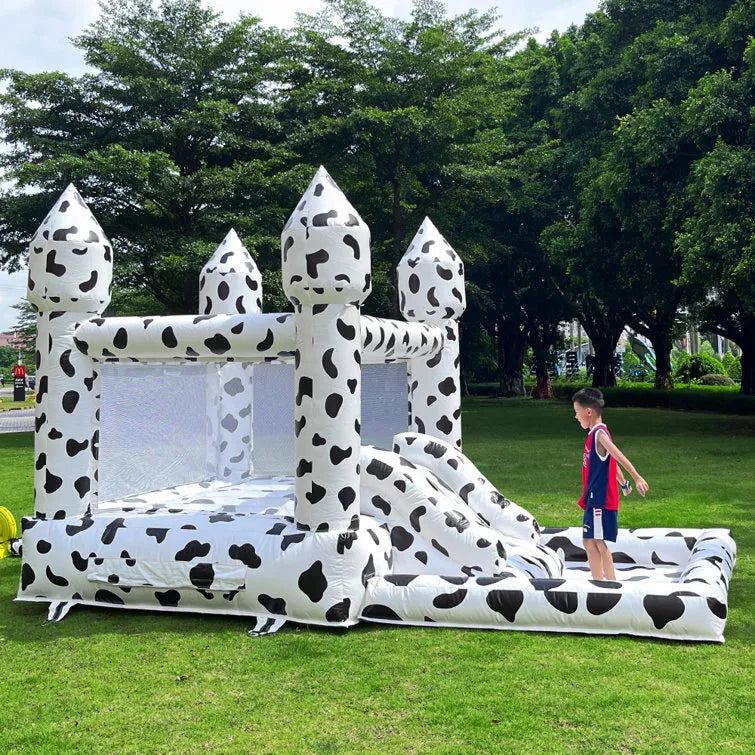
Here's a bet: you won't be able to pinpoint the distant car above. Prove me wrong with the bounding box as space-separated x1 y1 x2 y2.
27 375 36 390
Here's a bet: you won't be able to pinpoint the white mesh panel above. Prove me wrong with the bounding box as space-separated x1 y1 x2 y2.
362 363 409 450
99 363 210 501
251 363 296 476
251 363 408 475
98 361 409 494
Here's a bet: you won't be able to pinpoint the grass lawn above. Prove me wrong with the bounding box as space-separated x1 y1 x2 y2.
0 398 753 753
0 398 35 411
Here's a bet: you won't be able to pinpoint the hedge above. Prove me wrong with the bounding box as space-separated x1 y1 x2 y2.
467 381 755 414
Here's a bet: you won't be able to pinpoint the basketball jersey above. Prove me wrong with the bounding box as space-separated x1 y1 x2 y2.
578 423 619 511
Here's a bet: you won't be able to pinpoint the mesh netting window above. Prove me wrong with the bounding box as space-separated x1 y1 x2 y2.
98 361 408 501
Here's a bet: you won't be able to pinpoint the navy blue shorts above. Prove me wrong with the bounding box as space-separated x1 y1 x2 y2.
582 507 618 542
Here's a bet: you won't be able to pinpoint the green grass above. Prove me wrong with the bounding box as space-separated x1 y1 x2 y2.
1 399 753 753
0 397 35 411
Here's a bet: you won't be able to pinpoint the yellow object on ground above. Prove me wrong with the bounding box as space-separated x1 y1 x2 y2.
0 506 18 558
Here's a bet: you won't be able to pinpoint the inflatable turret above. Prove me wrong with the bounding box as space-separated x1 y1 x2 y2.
397 217 466 448
281 167 371 531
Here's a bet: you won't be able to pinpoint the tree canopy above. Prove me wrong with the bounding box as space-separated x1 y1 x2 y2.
1 0 752 391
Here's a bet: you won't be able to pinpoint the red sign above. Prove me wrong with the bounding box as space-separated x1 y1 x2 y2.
12 365 26 379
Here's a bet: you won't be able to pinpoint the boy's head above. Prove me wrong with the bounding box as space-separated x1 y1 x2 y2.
572 387 604 429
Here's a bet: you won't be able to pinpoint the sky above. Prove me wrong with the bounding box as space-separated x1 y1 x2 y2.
0 0 601 332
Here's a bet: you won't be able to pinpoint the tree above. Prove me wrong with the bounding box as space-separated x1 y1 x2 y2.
1 0 292 314
281 0 524 317
543 0 743 389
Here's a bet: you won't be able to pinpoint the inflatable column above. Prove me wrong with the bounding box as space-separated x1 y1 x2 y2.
397 218 466 449
281 167 371 531
199 229 263 481
26 185 113 519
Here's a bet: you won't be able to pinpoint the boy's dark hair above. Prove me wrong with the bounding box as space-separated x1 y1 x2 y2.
572 387 605 411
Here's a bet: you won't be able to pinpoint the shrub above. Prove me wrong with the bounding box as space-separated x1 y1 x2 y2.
722 351 742 380
700 373 735 386
674 352 726 383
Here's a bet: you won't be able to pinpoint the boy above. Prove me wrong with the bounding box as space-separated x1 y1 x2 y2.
572 388 648 580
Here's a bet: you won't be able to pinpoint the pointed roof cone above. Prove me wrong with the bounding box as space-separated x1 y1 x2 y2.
402 217 462 266
397 217 465 323
202 229 258 275
31 184 110 248
282 166 365 232
27 184 113 313
280 166 372 306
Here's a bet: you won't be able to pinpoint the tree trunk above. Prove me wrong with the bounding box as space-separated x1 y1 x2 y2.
578 308 624 389
649 332 674 390
497 316 526 397
739 344 753 395
391 177 402 263
590 338 619 388
532 345 552 399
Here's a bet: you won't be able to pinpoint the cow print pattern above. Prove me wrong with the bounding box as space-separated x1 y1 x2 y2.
18 506 391 627
362 525 735 641
397 217 466 324
74 313 295 363
200 230 263 481
19 170 736 641
27 184 112 314
199 229 263 316
397 219 465 448
292 304 362 532
281 166 371 307
26 187 112 520
360 445 506 574
393 433 541 542
360 316 444 363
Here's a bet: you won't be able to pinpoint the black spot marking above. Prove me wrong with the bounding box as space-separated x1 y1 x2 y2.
336 319 356 340
155 590 181 607
486 590 524 622
95 589 124 605
175 540 211 561
256 329 274 351
161 327 178 348
322 349 338 378
371 495 391 516
409 506 426 532
325 393 343 418
433 590 467 609
390 526 414 551
189 563 216 590
643 594 685 629
62 391 80 413
205 334 231 355
361 604 403 621
306 482 326 504
298 561 328 602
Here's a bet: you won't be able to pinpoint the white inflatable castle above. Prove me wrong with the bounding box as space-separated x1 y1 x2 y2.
17 168 736 640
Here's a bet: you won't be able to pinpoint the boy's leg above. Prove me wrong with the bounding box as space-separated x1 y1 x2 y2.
596 540 617 581
582 506 605 579
583 539 604 579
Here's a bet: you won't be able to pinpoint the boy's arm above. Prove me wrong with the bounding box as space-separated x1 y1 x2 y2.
598 432 649 496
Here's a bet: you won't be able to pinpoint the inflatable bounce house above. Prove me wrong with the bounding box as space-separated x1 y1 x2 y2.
16 168 736 640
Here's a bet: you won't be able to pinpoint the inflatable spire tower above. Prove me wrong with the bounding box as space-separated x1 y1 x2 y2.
26 185 113 519
281 167 371 532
